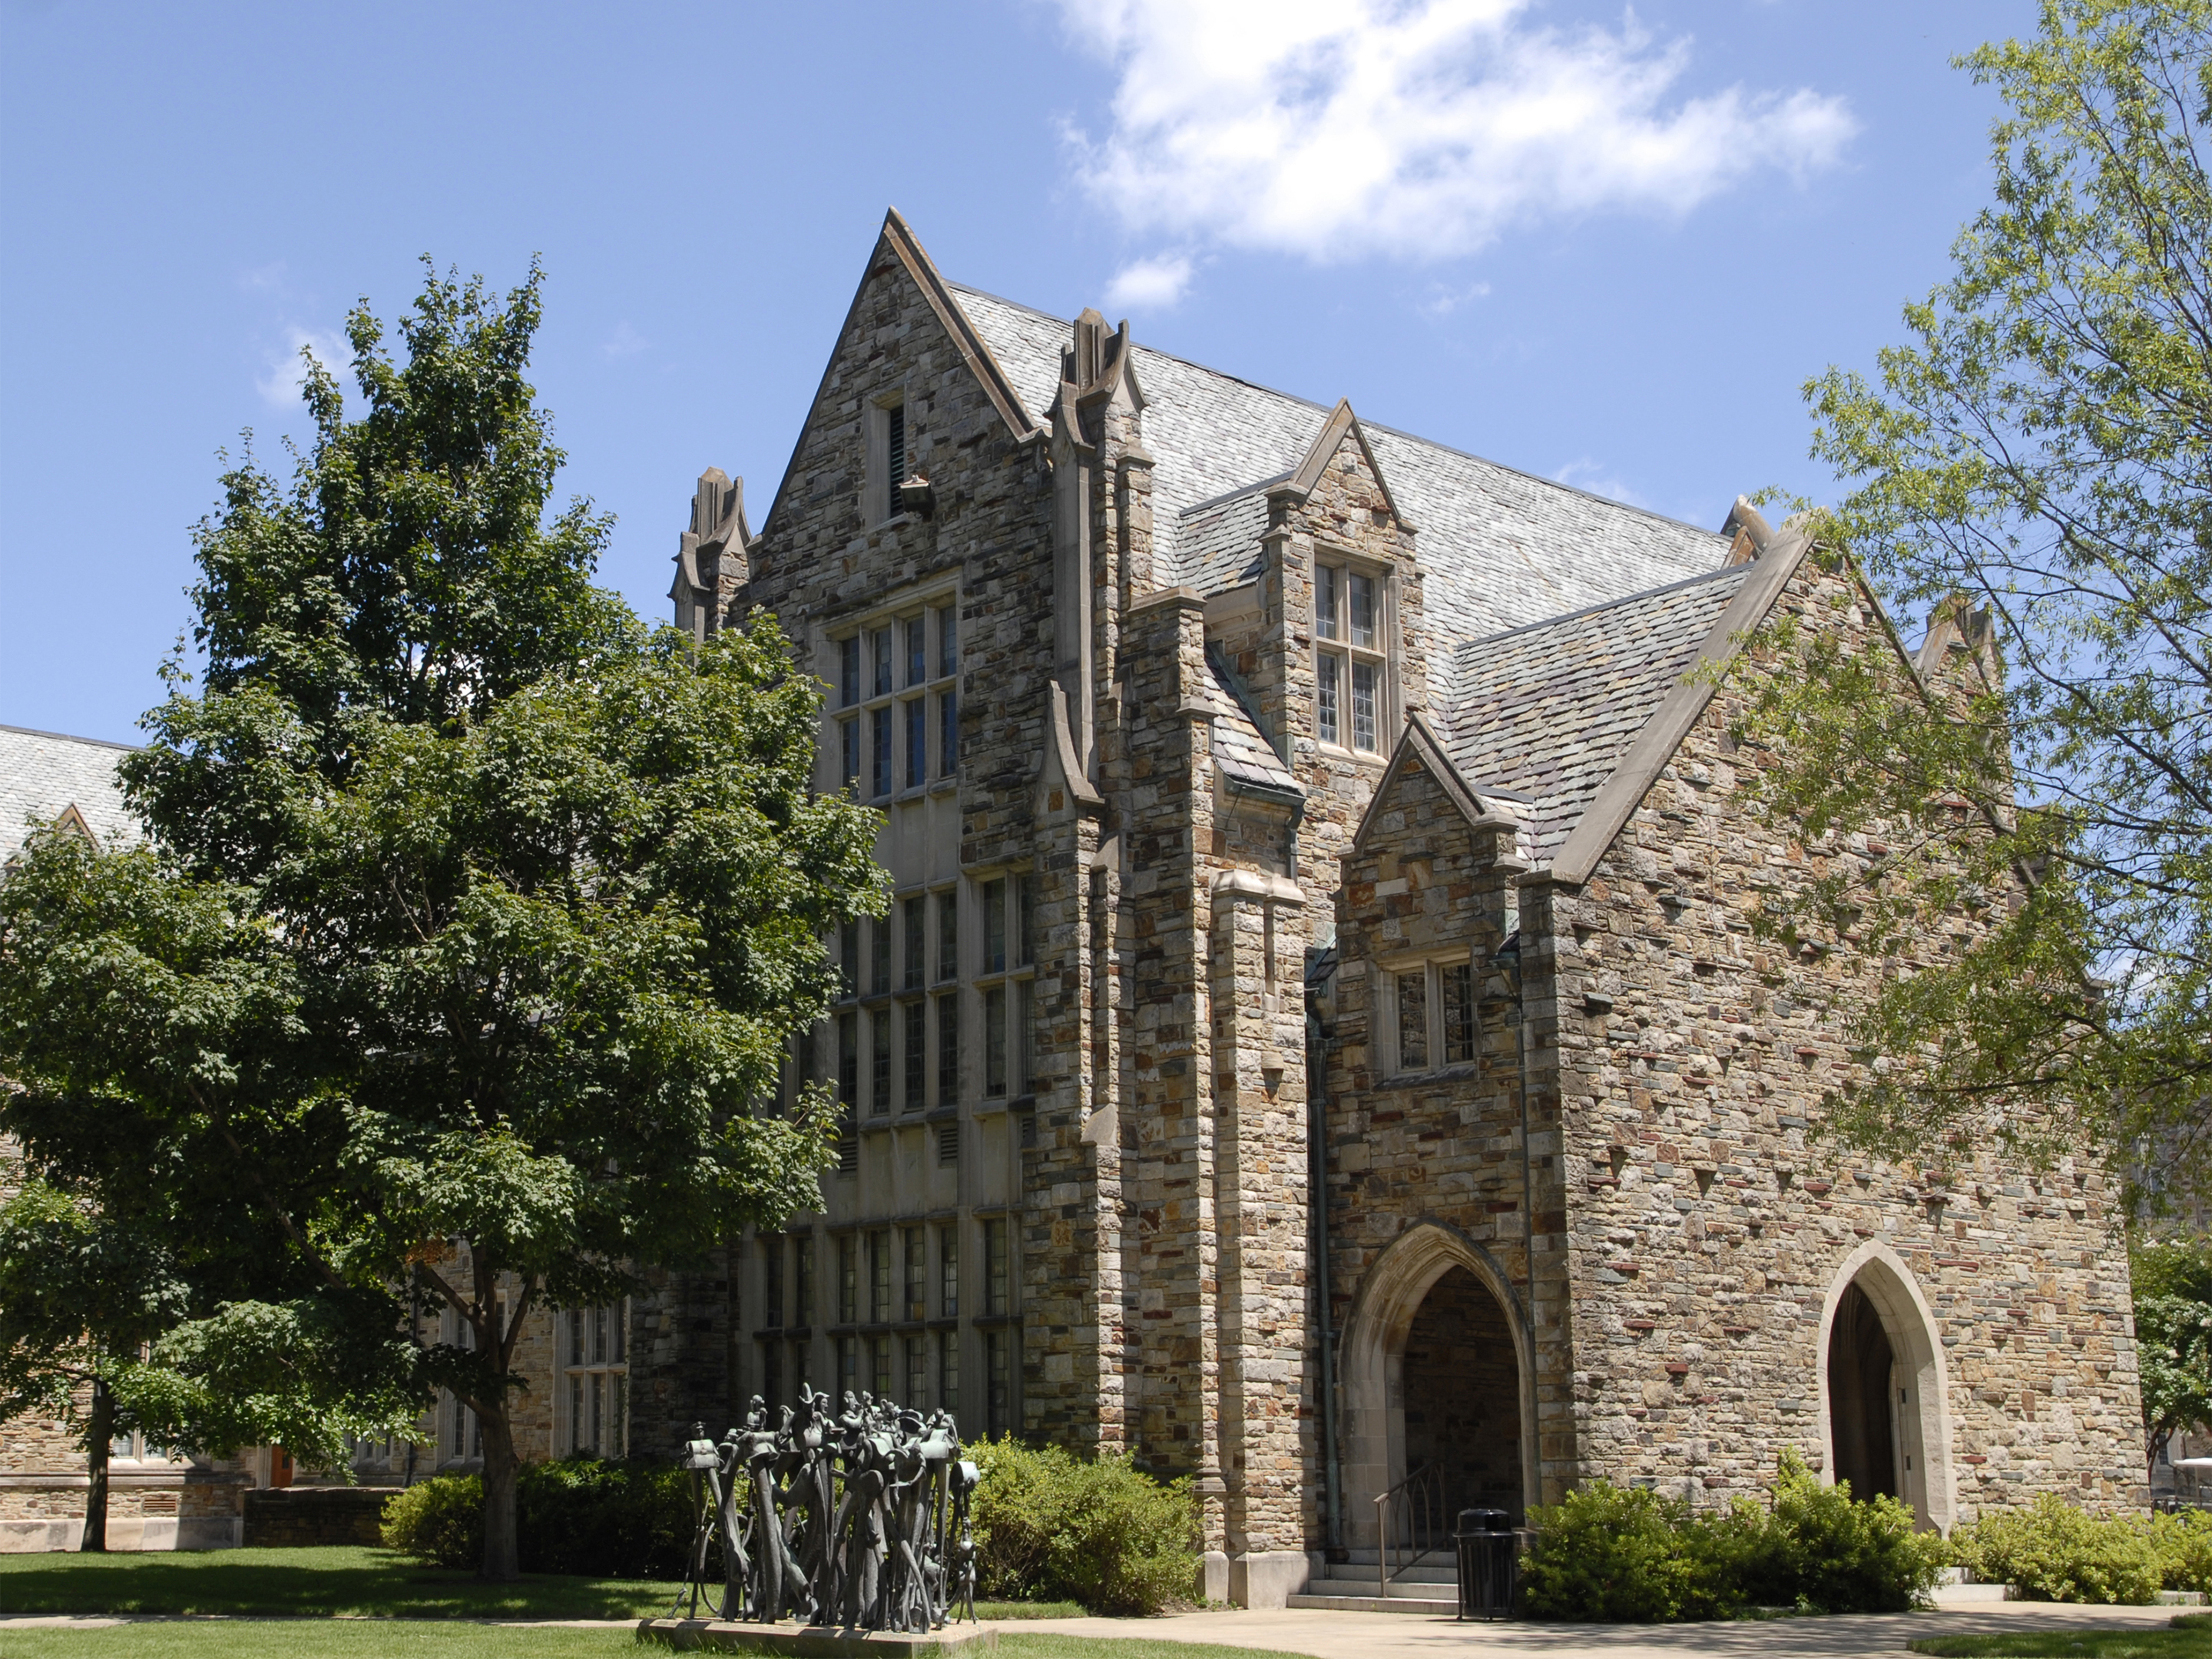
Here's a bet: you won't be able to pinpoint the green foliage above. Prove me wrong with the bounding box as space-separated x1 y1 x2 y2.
1952 1493 2170 1603
968 1437 1200 1615
2136 1237 2212 1463
1727 0 2212 1209
1912 1613 2212 1658
379 1459 714 1579
0 258 884 1577
2163 1511 2212 1593
1519 1450 1948 1621
1517 1482 1707 1621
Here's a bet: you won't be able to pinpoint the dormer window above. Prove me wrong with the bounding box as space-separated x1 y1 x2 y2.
1316 560 1391 753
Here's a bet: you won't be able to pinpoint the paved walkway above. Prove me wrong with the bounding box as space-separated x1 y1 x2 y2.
0 1599 2190 1654
994 1601 2186 1659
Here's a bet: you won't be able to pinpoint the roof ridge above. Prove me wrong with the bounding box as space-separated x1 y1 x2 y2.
1458 561 1748 651
0 723 139 750
945 281 1730 545
1178 473 1295 519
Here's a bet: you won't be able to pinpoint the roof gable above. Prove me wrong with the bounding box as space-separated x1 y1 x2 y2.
1273 399 1410 531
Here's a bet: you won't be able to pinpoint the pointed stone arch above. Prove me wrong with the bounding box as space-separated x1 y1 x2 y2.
1337 1220 1537 1549
1815 1240 1957 1534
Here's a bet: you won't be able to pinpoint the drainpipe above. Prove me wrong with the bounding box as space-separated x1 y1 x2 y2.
1306 999 1345 1558
1495 919 1537 1522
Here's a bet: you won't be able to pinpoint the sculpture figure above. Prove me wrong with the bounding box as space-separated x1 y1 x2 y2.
674 1391 978 1631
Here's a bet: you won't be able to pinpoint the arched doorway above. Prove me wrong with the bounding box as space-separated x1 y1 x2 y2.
1826 1282 1899 1502
1402 1266 1525 1522
1339 1224 1534 1549
1817 1243 1956 1533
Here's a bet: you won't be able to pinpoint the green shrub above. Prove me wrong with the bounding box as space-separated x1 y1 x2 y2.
968 1435 1198 1615
2155 1510 2212 1594
1757 1450 1950 1613
379 1458 717 1579
1952 1494 2165 1604
1520 1451 1949 1621
1518 1482 1706 1621
380 1473 483 1568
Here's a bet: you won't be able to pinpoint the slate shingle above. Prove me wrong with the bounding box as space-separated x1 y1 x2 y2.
1438 565 1749 862
0 724 139 861
949 284 1730 645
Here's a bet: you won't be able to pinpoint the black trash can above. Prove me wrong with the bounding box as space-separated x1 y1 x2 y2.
1453 1508 1517 1620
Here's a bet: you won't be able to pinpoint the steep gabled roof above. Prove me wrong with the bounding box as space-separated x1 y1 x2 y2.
1 724 138 862
946 283 1729 644
1439 565 1750 865
1200 655 1302 803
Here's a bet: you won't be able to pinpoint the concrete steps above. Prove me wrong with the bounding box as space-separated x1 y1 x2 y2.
1289 1555 1461 1615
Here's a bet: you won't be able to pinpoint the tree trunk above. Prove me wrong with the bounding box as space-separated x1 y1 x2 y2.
478 1403 522 1581
81 1375 113 1553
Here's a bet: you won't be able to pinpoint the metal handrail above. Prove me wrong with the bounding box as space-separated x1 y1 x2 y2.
1373 1459 1447 1600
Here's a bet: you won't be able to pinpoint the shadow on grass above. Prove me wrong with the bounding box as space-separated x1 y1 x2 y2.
0 1545 677 1620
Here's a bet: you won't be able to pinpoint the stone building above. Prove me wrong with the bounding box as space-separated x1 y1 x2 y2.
639 210 2147 1604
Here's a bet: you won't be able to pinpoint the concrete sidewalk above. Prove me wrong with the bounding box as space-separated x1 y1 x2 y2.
991 1601 2187 1659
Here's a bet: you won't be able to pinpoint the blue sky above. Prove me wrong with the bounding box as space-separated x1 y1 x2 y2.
2 0 2027 744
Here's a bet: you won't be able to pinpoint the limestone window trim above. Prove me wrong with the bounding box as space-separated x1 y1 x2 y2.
1313 546 1402 758
1374 949 1479 1079
558 1298 631 1459
824 584 961 806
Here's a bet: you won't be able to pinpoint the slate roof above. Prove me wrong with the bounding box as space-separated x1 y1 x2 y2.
1438 565 1749 862
948 283 1730 645
0 724 138 862
1202 658 1302 800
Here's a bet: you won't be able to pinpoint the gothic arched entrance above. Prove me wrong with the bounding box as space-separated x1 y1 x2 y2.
1339 1224 1534 1550
1402 1266 1525 1522
1827 1281 1899 1502
1817 1242 1956 1532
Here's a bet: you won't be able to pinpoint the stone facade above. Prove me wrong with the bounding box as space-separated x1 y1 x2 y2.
628 208 2147 1605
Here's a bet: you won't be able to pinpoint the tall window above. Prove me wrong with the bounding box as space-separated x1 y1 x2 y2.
903 1228 926 1321
870 919 891 997
935 891 959 983
838 1012 859 1107
838 1234 857 1325
869 1230 892 1323
565 1301 629 1457
983 1218 1009 1316
796 1236 816 1326
872 1333 894 1397
1389 959 1479 1074
935 992 959 1106
939 1330 960 1415
869 1008 892 1116
838 1335 858 1399
939 1225 960 1318
828 598 959 802
903 999 926 1112
976 875 1035 1099
902 896 925 990
906 1336 928 1407
887 402 907 493
1315 562 1388 753
763 1237 785 1328
985 1330 1011 1436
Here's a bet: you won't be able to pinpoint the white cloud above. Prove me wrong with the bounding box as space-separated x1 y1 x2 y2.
601 320 649 360
1104 253 1194 310
1416 279 1492 318
1055 0 1855 266
255 326 348 410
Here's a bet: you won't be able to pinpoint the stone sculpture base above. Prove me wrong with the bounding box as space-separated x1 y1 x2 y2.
637 1619 1000 1657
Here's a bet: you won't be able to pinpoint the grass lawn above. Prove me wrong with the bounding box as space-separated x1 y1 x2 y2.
0 1630 1310 1659
1911 1614 2212 1659
0 1547 1084 1624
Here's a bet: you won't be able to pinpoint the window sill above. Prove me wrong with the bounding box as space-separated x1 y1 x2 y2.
1314 742 1389 767
1375 1062 1480 1090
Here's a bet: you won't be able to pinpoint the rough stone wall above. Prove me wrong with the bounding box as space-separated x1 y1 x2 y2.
1534 555 2144 1518
1331 549 2146 1532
